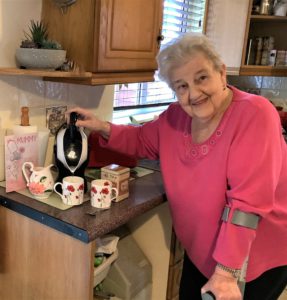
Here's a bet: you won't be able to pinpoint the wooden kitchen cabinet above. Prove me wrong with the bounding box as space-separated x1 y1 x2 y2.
41 0 163 84
0 206 95 300
240 0 287 76
166 229 184 300
205 0 250 75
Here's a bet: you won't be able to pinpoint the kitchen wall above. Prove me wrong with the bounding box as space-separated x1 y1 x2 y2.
228 75 287 109
0 0 114 132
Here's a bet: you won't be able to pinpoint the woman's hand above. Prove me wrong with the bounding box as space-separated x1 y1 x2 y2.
201 267 242 300
66 107 111 139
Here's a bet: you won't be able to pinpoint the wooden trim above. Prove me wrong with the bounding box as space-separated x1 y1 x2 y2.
250 15 287 22
0 68 155 85
226 67 240 76
240 0 253 67
44 71 155 85
0 67 92 78
240 65 287 76
202 0 209 34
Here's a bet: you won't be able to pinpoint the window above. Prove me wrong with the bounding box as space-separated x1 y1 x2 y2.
113 0 207 109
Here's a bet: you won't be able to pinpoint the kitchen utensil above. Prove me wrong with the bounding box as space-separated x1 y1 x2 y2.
22 162 54 199
54 112 89 193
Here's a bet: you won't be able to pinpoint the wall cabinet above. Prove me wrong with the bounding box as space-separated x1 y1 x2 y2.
41 0 163 85
240 0 287 76
205 0 249 75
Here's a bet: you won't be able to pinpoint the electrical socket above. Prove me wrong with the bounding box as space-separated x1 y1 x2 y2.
46 106 67 135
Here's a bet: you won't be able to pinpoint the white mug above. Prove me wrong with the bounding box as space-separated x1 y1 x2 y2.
91 179 118 209
54 176 84 205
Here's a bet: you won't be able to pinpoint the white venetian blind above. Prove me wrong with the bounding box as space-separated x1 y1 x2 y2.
114 0 207 108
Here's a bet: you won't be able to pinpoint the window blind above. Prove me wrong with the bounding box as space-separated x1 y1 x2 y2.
114 0 207 108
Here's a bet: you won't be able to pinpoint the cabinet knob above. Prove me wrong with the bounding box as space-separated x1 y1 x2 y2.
157 34 164 48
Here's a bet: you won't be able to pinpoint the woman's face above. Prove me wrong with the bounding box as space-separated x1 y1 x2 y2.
170 52 227 122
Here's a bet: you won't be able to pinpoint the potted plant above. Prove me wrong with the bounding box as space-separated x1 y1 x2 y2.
15 20 67 70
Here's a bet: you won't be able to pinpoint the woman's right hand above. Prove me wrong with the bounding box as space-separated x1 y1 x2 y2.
66 107 111 139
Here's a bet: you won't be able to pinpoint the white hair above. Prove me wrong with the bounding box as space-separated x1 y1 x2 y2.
156 33 224 87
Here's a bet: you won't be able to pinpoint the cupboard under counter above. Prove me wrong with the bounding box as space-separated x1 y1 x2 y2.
0 170 171 300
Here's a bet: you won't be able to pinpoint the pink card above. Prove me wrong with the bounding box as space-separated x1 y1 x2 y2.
5 133 38 192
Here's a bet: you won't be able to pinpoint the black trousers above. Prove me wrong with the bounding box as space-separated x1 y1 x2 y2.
179 253 287 300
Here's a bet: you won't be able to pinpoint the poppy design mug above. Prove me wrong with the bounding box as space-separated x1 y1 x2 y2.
53 176 84 205
90 179 118 209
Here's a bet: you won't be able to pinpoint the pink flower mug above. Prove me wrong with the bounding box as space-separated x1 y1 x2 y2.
54 176 84 205
91 179 118 209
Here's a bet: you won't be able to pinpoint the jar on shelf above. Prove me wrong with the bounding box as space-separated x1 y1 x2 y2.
259 0 275 15
275 50 286 66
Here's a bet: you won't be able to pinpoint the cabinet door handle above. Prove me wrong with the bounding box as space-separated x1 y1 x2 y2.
157 29 164 48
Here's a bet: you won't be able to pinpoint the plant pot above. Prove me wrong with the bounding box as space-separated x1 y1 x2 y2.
15 48 66 70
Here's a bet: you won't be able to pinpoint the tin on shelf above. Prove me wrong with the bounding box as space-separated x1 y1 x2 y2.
101 164 130 202
275 50 287 66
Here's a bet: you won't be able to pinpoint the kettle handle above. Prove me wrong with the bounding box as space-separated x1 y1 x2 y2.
22 162 34 184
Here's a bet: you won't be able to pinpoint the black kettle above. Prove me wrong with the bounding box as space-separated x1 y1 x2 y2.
54 112 89 193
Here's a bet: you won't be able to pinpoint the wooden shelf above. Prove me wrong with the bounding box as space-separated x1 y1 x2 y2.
0 67 92 78
250 15 287 22
240 65 287 76
48 72 155 85
0 68 155 85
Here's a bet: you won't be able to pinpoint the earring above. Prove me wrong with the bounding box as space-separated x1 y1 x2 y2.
223 85 226 91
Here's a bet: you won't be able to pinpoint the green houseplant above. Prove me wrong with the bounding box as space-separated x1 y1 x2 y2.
16 20 66 70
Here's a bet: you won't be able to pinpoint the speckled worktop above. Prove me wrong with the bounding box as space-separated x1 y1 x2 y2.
0 169 166 243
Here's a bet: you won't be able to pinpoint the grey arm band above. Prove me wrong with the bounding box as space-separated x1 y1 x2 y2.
221 206 260 230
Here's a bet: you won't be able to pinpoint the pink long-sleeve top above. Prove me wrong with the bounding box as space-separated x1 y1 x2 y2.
101 86 287 281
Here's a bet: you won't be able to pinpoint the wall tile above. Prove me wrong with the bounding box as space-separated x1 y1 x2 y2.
68 84 114 121
68 84 105 108
260 89 287 109
228 76 262 89
261 77 287 89
18 76 45 108
29 107 47 129
260 89 280 100
229 75 287 111
44 81 69 107
0 75 20 128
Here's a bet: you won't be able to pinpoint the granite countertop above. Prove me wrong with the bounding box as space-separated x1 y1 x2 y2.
0 170 166 243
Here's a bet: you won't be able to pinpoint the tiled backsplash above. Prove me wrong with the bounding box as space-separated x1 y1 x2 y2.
228 75 287 110
1 75 287 132
0 75 114 131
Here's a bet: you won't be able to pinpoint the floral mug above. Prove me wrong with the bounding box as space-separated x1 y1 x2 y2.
53 176 84 205
91 179 118 209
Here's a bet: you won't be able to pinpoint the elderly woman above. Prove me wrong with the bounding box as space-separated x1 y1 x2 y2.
68 33 287 300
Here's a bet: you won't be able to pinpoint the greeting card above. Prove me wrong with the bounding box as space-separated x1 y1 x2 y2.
5 133 38 192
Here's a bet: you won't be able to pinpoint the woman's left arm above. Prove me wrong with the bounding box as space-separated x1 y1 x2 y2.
215 99 284 268
203 98 285 299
